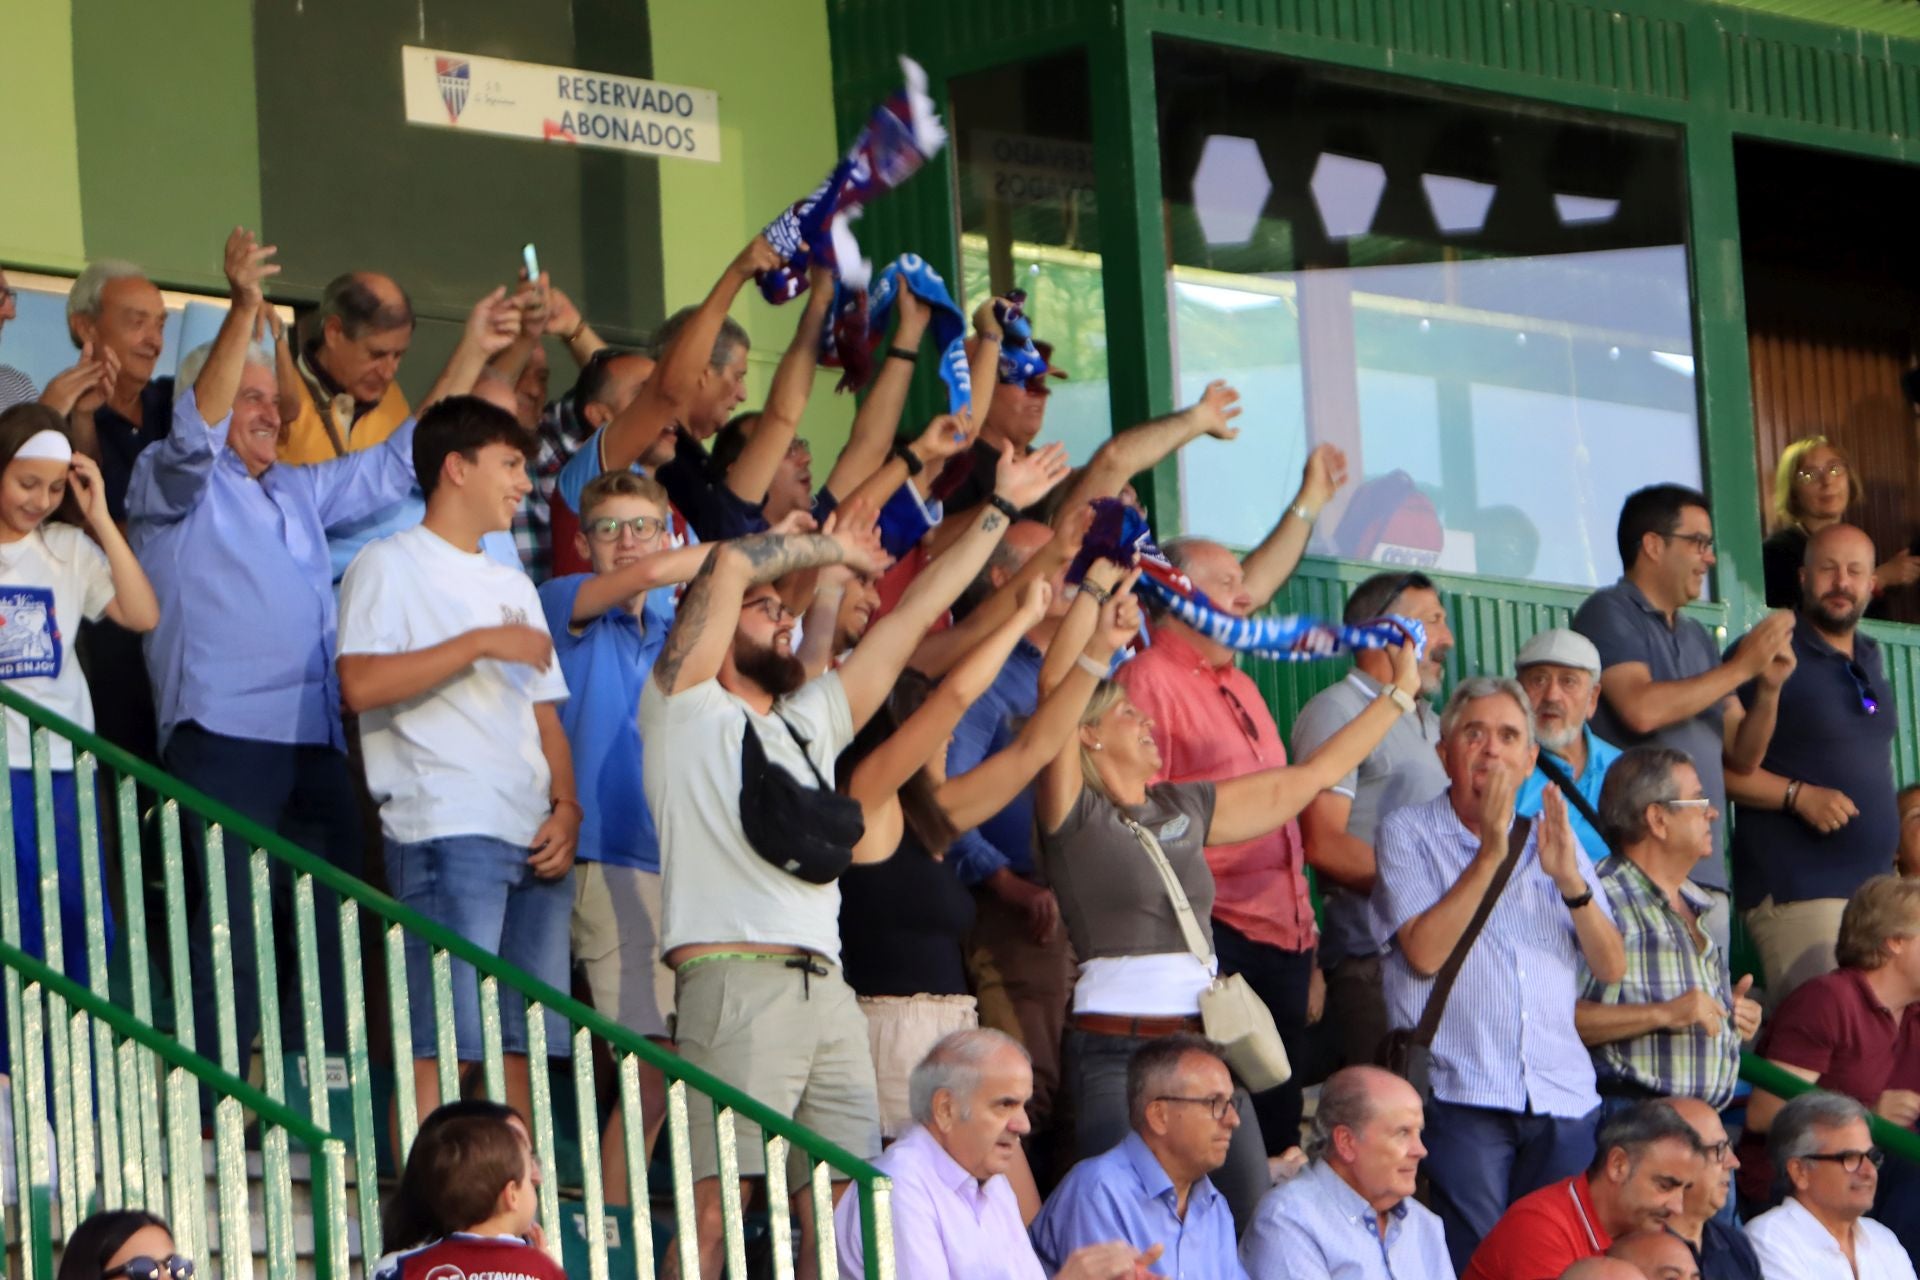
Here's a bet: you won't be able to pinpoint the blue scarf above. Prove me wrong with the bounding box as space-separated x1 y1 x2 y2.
1066 499 1425 663
863 255 971 413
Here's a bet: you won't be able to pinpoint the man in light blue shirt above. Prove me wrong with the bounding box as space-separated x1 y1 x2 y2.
1374 676 1626 1272
1033 1034 1245 1280
1242 1066 1453 1279
126 227 507 1091
1514 628 1623 863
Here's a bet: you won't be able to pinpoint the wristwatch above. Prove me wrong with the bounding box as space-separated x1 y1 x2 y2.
1384 686 1416 714
1561 888 1595 911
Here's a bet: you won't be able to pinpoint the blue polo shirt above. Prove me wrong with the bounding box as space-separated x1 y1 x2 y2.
1517 725 1622 863
537 573 676 872
1728 615 1896 911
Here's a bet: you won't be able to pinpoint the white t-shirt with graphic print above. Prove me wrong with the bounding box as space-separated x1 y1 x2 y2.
0 524 115 770
339 523 568 845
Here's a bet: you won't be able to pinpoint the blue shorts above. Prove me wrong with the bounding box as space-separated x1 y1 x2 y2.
383 834 573 1060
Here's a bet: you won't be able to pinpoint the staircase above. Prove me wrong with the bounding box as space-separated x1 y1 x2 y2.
0 688 895 1279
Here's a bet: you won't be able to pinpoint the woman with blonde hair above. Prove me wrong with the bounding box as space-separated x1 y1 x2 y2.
1762 434 1920 607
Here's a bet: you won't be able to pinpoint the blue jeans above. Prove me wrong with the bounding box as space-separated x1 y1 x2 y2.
0 769 113 1073
384 834 572 1060
1212 921 1313 1154
1422 1098 1599 1273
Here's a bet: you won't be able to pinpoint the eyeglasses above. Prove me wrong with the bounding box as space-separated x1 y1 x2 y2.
786 438 812 459
1658 798 1714 811
1847 661 1880 716
1701 1139 1732 1164
1663 532 1715 555
1156 1094 1239 1122
105 1257 196 1280
1217 685 1263 745
745 596 796 625
586 515 667 543
1795 462 1849 484
1801 1147 1884 1173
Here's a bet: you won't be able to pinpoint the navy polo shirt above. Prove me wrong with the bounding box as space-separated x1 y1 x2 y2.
537 573 676 872
1728 615 1896 911
92 376 174 521
1572 578 1729 889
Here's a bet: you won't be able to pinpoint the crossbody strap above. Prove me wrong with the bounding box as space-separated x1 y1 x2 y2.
1412 814 1533 1049
1122 816 1215 967
762 710 833 790
1535 752 1611 856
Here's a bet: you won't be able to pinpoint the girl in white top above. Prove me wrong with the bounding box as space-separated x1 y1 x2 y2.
0 404 157 1027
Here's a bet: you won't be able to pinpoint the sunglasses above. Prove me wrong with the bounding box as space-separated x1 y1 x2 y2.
1801 1147 1884 1173
106 1257 195 1280
1847 661 1880 715
1217 685 1264 745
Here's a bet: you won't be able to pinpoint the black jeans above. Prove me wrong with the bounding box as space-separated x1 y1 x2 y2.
1212 920 1313 1154
164 725 363 1094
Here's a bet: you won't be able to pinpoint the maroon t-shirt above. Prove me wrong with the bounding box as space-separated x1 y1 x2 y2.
1736 967 1920 1202
373 1233 565 1280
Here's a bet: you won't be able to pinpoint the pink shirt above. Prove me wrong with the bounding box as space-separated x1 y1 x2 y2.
1116 624 1318 953
833 1124 1044 1280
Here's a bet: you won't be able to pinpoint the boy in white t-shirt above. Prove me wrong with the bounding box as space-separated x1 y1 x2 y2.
0 402 158 1066
338 396 578 1125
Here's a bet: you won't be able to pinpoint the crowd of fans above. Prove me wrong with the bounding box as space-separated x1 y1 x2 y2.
0 222 1917 1280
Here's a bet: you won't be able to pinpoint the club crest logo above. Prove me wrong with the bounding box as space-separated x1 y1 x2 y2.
436 56 471 123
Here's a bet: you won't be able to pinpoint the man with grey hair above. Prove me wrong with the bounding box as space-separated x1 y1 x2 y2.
1241 1065 1453 1277
1575 746 1760 1116
126 227 517 1102
1032 1035 1243 1279
65 257 168 518
832 1028 1161 1280
1378 675 1626 1270
1112 453 1349 1158
1746 1090 1916 1278
1292 569 1457 1072
1515 628 1623 863
279 269 418 465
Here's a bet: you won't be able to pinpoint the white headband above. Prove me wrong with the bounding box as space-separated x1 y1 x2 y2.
12 431 72 464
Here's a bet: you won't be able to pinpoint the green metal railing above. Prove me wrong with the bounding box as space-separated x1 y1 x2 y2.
0 688 894 1280
0 937 351 1280
1740 1053 1920 1166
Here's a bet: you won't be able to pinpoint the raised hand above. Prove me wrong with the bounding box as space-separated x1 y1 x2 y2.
1477 763 1518 854
822 501 892 577
1536 787 1586 897
67 453 107 526
732 234 784 280
221 226 280 308
39 341 110 417
1092 569 1144 658
1185 379 1242 441
1050 498 1096 561
1014 578 1055 629
994 439 1072 511
1387 639 1420 698
912 412 975 465
513 271 551 332
972 293 1015 340
1299 442 1349 510
463 287 524 358
1735 611 1796 680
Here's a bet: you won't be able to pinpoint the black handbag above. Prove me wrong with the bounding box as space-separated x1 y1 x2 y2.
1376 815 1532 1103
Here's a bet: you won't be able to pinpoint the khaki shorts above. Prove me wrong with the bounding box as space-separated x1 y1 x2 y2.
674 956 880 1183
572 862 674 1040
859 994 978 1141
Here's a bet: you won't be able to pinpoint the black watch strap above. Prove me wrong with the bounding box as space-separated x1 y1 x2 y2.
987 494 1020 521
891 442 924 477
887 345 919 364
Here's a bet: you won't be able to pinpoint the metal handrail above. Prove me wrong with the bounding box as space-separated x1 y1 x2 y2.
1739 1052 1920 1164
0 683 895 1278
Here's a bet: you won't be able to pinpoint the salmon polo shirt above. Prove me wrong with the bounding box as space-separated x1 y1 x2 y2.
1116 623 1318 953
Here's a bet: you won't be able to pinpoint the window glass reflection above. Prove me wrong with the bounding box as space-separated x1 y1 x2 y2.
1158 42 1701 590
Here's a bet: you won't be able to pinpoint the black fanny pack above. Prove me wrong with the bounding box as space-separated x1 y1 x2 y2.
737 711 864 885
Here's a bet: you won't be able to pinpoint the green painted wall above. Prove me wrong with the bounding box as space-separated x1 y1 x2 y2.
650 0 855 454
0 0 86 270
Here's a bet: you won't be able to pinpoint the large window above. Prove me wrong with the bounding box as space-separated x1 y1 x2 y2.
949 53 1112 465
1157 42 1701 589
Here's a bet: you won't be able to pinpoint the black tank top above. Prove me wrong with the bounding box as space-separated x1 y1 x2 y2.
838 835 976 997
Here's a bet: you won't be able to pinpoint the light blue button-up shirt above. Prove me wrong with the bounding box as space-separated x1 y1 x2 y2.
1241 1160 1454 1280
128 389 418 752
1376 789 1613 1119
1031 1132 1245 1280
1515 726 1623 863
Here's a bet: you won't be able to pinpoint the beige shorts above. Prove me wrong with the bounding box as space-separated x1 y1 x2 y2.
859 994 979 1141
572 862 674 1040
673 956 880 1183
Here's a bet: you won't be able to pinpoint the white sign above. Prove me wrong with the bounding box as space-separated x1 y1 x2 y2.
401 45 720 164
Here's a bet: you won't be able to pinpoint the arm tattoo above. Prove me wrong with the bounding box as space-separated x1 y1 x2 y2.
653 545 720 690
735 531 846 584
981 510 1006 534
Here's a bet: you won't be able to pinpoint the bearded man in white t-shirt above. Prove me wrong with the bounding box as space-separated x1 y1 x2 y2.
337 395 580 1130
641 436 1070 1280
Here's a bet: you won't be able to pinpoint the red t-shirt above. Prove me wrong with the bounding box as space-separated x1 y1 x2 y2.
373 1232 566 1280
1464 1175 1610 1280
1736 966 1920 1202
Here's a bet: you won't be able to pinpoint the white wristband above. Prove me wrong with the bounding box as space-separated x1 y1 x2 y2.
1076 653 1108 680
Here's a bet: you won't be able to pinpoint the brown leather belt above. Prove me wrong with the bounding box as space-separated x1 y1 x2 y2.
1070 1012 1204 1039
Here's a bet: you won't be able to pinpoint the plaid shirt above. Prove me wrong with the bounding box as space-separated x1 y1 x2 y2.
1583 856 1741 1107
511 397 598 581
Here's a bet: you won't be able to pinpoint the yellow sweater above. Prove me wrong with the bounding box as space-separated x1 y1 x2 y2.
278 379 412 466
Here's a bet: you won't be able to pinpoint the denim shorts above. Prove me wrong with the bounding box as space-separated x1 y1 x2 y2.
383 834 573 1060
